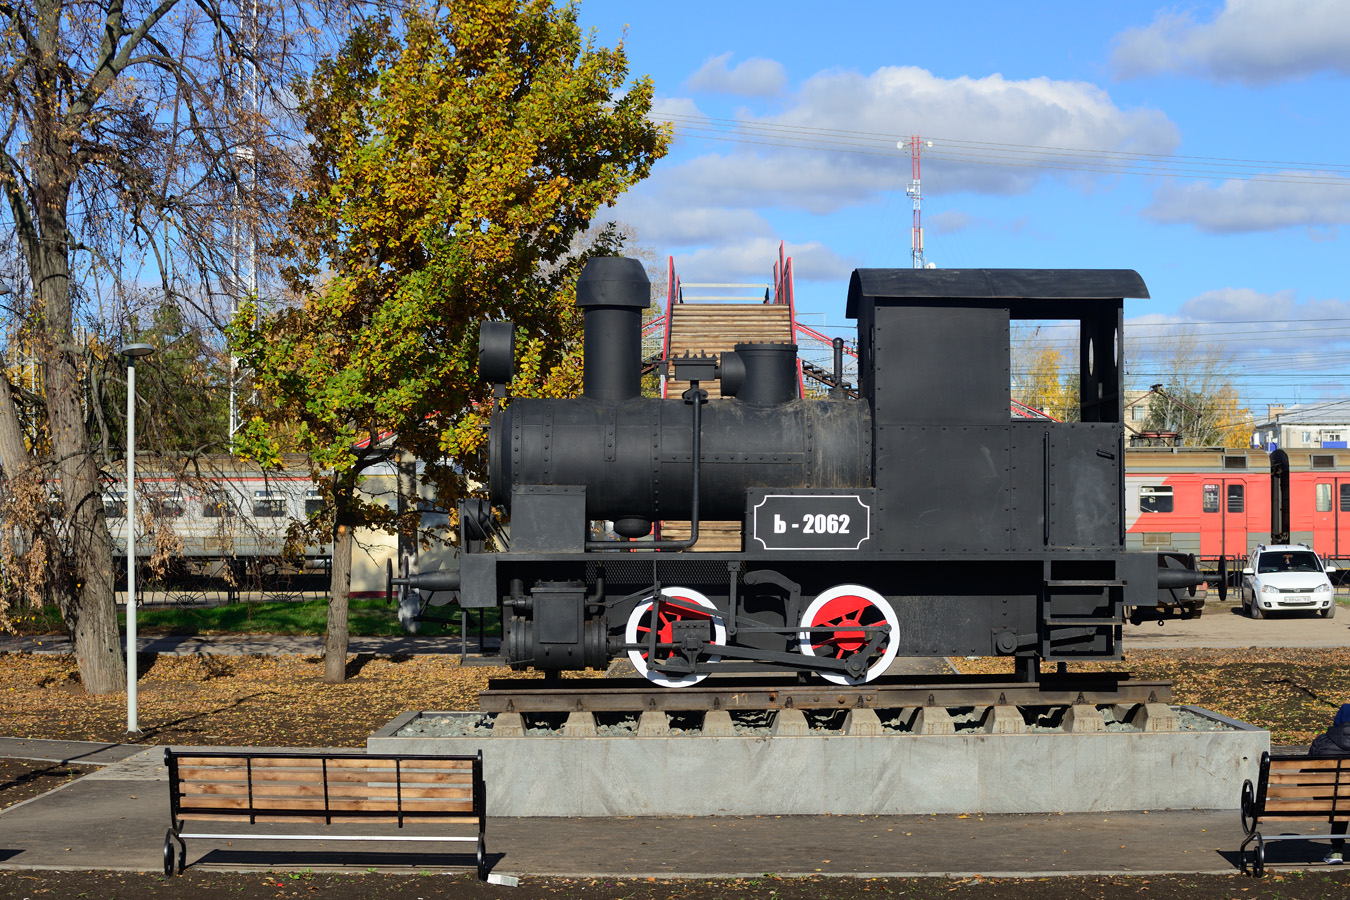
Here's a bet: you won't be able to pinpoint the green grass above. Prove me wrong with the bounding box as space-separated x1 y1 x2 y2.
9 598 500 639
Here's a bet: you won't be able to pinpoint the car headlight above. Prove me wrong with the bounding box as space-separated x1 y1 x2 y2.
1262 584 1279 594
1316 583 1332 593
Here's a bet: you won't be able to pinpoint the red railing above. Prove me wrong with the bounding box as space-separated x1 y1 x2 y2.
660 256 678 399
771 242 805 397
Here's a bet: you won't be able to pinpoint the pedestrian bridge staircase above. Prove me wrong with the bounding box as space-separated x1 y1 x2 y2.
650 245 855 551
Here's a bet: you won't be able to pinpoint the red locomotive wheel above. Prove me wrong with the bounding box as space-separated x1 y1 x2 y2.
625 588 726 688
798 585 899 685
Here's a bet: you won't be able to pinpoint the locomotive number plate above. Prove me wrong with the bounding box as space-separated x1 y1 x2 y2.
750 493 872 551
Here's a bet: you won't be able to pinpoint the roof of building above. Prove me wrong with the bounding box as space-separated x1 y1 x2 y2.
1254 399 1350 427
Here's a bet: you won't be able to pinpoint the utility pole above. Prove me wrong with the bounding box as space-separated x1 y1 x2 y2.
229 0 261 446
901 136 932 268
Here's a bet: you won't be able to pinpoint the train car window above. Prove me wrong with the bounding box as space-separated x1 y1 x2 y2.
253 491 287 518
1227 484 1245 513
202 490 235 518
148 493 184 518
304 490 324 517
1140 485 1173 513
1202 484 1219 513
103 491 126 519
1317 483 1334 513
1341 484 1350 513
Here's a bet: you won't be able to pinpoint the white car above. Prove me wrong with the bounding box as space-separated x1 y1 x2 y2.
1241 544 1338 619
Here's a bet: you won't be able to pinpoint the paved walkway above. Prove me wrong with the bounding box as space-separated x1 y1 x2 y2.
0 738 1315 878
1123 600 1350 650
3 602 1346 877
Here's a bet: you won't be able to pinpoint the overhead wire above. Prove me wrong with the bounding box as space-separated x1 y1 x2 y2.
658 112 1350 187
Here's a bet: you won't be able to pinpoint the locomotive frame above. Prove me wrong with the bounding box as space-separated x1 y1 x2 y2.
400 258 1204 686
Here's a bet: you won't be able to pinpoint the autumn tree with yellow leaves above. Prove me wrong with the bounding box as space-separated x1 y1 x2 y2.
230 0 669 683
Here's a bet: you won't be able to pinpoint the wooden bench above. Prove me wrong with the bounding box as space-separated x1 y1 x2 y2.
1240 751 1350 875
163 749 486 879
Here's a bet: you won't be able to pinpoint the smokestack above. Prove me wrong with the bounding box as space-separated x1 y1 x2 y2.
575 257 651 403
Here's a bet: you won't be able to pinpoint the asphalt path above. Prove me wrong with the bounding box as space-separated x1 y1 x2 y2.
1123 599 1350 650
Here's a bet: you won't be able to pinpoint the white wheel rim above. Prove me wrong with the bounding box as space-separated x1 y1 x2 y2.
798 584 899 685
625 587 725 688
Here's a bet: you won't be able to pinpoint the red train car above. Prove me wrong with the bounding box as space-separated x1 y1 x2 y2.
1125 446 1350 575
1286 448 1350 566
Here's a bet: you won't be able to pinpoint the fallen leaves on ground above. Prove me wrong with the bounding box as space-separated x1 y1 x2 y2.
949 648 1350 745
0 652 597 747
3 647 1348 747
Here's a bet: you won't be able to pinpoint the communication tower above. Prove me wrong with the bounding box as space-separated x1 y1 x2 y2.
901 136 932 268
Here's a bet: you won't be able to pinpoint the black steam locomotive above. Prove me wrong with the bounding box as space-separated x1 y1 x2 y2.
398 257 1206 686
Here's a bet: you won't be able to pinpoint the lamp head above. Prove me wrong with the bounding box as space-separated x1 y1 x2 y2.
118 343 155 360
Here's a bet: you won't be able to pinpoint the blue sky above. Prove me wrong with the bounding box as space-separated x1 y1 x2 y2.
575 0 1350 416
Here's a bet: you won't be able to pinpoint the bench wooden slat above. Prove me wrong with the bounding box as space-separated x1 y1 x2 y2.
179 771 475 782
180 813 480 825
176 798 477 814
1259 786 1350 800
182 784 472 802
210 814 483 825
177 767 473 786
1268 773 1350 786
1267 759 1350 772
177 756 473 770
1263 799 1350 813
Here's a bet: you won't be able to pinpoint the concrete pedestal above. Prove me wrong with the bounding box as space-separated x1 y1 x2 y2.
369 706 1265 817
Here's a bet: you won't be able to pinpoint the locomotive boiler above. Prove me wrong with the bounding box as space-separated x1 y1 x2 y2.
398 257 1207 685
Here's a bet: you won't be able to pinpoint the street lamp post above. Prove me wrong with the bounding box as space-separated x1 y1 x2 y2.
119 343 154 733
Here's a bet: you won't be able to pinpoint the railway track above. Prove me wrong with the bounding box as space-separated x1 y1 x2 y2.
479 674 1173 715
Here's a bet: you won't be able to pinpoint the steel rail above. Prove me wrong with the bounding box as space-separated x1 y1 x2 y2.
479 675 1172 714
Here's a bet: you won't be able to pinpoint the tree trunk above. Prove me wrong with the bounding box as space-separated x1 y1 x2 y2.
32 184 125 695
324 523 353 684
0 371 31 476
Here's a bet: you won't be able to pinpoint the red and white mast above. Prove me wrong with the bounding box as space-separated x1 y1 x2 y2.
903 135 931 268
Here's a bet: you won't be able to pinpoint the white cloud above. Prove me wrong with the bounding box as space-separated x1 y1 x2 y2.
657 66 1178 216
605 192 775 246
930 211 975 235
1176 287 1350 330
651 96 705 120
1126 288 1350 397
685 53 788 96
1112 0 1350 84
1144 176 1350 234
674 238 856 285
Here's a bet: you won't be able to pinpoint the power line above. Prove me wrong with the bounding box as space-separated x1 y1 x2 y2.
659 113 1350 187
